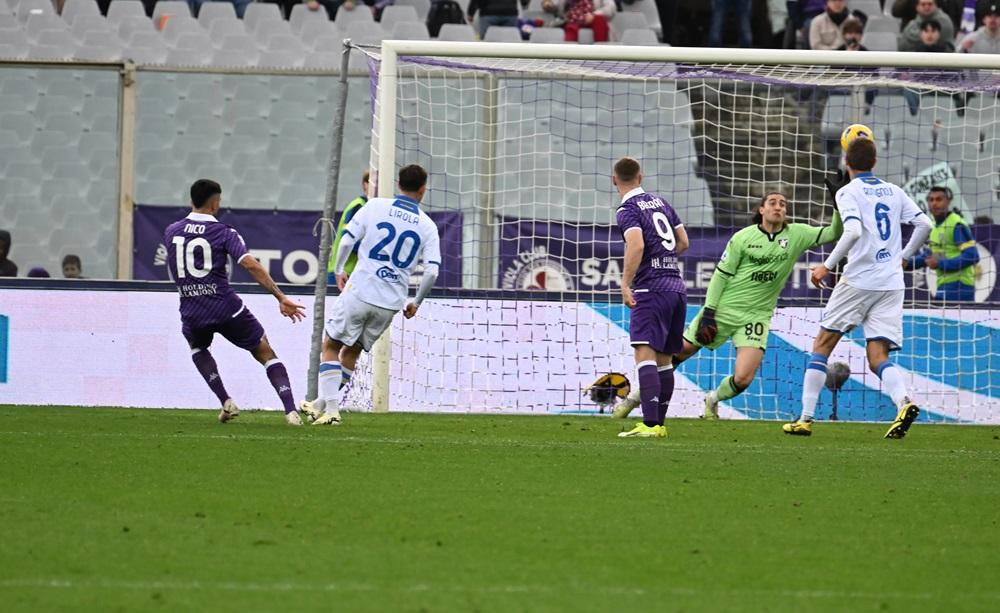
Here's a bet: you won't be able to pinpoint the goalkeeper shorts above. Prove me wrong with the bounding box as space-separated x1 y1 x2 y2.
684 306 770 351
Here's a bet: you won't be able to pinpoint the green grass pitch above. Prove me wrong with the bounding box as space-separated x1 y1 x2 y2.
1 406 999 612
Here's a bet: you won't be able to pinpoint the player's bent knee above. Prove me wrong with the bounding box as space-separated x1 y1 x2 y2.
733 372 755 389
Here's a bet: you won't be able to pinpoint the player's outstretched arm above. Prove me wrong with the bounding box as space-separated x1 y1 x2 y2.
814 209 844 246
332 232 358 290
813 217 862 288
240 256 306 322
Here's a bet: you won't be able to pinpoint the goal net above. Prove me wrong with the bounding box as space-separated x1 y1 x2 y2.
342 43 1000 424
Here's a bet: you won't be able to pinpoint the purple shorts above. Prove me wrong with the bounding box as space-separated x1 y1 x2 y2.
629 290 687 355
182 308 266 352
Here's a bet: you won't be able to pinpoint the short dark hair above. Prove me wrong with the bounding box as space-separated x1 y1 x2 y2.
398 164 427 192
845 137 876 171
927 186 951 200
752 191 787 225
614 157 641 183
191 179 222 209
842 16 864 35
362 169 370 184
920 19 941 32
62 254 81 268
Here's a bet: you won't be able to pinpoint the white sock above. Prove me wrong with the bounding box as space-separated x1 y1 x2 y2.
877 362 909 408
625 385 641 406
801 353 829 421
319 361 341 406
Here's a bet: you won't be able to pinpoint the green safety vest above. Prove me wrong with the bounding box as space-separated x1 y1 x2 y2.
327 196 367 275
929 211 976 287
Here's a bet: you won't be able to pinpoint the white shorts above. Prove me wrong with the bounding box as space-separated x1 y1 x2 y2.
821 282 904 350
325 290 396 352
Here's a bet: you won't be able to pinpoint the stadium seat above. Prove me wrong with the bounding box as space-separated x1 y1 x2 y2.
390 21 430 40
70 14 114 39
621 28 659 46
0 13 19 29
15 0 55 23
28 41 77 60
152 1 192 24
289 2 328 32
172 31 213 52
483 26 521 42
299 20 337 47
243 2 283 33
622 0 662 39
304 52 340 69
165 48 211 66
75 31 123 61
259 50 303 68
609 12 647 41
393 0 431 21
529 27 566 43
864 17 900 34
60 0 101 25
265 33 306 54
106 0 147 27
312 34 349 54
26 12 67 39
1 29 29 52
116 15 157 41
126 32 169 63
380 5 419 31
208 17 245 40
196 2 236 26
850 0 882 18
161 15 202 43
862 31 897 51
436 23 476 41
251 17 293 45
334 5 375 26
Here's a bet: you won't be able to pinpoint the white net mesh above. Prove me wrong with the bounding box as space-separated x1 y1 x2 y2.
343 48 1000 423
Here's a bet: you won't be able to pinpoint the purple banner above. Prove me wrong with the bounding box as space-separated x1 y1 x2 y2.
134 205 463 287
499 218 1000 303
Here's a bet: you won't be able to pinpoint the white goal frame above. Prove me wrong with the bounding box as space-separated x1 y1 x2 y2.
368 42 1000 412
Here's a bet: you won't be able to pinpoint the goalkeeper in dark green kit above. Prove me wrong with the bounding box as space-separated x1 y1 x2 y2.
614 190 843 419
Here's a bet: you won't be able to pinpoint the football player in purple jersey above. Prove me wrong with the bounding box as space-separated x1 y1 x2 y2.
164 179 306 425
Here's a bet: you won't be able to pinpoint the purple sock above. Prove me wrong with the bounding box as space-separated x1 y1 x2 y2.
637 361 661 427
192 349 230 406
265 360 296 414
657 365 675 425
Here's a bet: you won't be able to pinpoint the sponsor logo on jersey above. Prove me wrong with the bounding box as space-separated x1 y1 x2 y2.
376 266 401 281
750 270 778 283
747 253 790 266
778 238 789 250
876 248 892 263
502 245 575 291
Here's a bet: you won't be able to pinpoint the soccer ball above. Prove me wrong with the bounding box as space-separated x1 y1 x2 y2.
840 123 874 151
825 362 852 391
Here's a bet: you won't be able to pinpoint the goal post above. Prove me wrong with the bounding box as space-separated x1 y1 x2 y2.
351 41 1000 423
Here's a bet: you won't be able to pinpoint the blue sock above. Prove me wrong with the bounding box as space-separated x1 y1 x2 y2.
341 366 353 390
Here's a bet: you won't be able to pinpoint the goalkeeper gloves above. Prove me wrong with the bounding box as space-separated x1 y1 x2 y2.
695 308 718 345
824 169 849 202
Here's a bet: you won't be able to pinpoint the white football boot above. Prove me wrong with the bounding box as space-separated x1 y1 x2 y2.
299 399 324 423
219 398 240 423
285 411 303 426
312 409 343 426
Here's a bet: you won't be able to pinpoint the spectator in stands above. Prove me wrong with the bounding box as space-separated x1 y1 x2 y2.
190 0 253 19
543 0 616 42
892 0 961 32
906 186 980 301
898 0 956 50
708 0 753 47
902 19 954 113
791 0 829 48
809 0 868 50
0 230 16 278
974 214 995 224
958 3 1000 53
62 255 83 279
27 268 50 278
468 0 522 38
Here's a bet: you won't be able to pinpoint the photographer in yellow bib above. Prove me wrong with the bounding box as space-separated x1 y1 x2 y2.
904 186 980 302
